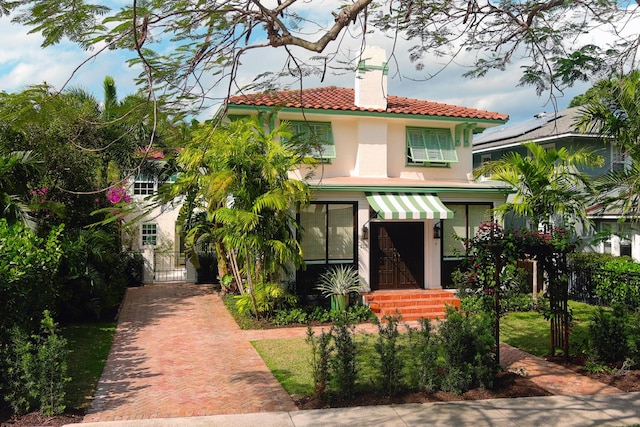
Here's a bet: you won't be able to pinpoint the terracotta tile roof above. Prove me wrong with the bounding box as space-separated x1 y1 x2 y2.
227 86 508 121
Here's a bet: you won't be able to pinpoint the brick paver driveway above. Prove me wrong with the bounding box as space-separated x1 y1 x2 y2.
83 283 298 422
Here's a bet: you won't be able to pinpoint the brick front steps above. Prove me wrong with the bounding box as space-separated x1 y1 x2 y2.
362 289 460 322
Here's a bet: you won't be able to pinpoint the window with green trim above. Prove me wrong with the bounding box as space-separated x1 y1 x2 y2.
142 223 157 246
406 127 458 166
299 202 356 264
290 121 336 161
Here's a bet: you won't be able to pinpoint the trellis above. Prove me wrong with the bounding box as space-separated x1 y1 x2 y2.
474 225 574 364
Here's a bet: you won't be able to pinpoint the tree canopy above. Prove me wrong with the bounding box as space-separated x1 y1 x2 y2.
574 70 640 218
1 1 638 115
473 141 603 231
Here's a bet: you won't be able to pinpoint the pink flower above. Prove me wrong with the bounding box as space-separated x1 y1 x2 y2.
106 185 131 205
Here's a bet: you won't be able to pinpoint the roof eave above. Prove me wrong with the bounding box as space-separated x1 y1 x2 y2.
226 103 508 125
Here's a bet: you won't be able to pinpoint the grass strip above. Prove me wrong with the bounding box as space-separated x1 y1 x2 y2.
62 322 116 412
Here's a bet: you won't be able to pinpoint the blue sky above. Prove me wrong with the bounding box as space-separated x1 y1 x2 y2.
0 4 618 125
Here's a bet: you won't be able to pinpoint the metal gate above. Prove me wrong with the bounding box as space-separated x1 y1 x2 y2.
153 251 187 283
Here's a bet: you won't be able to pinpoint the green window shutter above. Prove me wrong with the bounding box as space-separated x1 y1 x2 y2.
435 129 458 162
406 127 458 163
407 128 429 162
292 121 336 159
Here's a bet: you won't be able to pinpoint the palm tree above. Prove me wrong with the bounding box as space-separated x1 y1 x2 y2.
575 71 640 218
165 117 312 316
0 149 40 226
473 141 603 232
575 71 640 157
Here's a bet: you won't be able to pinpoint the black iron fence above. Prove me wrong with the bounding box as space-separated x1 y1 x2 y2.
569 266 640 307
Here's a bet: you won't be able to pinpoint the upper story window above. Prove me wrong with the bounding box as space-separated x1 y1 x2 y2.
290 121 336 162
611 145 631 172
133 172 179 195
133 174 157 195
406 127 458 167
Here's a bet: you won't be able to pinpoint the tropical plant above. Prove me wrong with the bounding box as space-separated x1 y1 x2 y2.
473 141 603 232
316 265 362 297
0 220 64 337
161 117 312 317
0 149 40 227
575 71 640 219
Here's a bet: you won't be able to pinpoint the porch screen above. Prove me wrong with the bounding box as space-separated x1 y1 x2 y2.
443 204 492 257
299 202 356 264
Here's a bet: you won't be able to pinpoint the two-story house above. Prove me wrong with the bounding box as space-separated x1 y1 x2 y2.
225 47 510 317
473 106 640 261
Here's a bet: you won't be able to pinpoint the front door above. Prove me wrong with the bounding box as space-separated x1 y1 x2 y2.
371 222 424 290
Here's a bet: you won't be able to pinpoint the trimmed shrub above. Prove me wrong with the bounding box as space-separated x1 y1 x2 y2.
2 311 70 416
438 309 498 394
374 315 404 397
306 327 332 399
588 305 630 364
329 322 358 399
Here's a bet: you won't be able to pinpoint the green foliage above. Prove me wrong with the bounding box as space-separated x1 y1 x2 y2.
575 71 640 219
0 149 40 226
594 260 640 308
406 318 441 392
473 141 602 230
3 326 38 414
571 252 640 308
316 265 362 297
2 311 70 416
438 309 498 394
588 306 631 364
233 282 297 318
56 228 131 321
0 220 64 335
272 304 374 326
306 327 331 399
36 311 70 415
329 322 358 399
374 315 404 397
168 118 312 318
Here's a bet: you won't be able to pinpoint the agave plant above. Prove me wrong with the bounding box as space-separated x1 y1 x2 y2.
316 265 362 297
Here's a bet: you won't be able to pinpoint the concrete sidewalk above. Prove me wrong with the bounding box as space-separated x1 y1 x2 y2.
77 393 640 426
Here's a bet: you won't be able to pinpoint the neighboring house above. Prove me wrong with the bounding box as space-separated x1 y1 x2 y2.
472 106 640 261
126 160 187 283
224 46 510 306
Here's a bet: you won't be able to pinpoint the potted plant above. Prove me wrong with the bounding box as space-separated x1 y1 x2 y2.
315 265 362 311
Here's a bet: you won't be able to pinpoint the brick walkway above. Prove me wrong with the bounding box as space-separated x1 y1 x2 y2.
83 284 298 422
499 343 622 395
83 283 622 423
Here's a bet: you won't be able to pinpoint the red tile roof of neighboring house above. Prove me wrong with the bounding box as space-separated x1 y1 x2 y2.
227 86 508 121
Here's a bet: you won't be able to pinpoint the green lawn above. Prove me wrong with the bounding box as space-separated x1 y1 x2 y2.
253 301 603 395
252 332 388 396
500 300 600 357
62 322 116 412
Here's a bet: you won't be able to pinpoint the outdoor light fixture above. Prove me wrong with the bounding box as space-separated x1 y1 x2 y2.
361 225 369 241
433 221 442 239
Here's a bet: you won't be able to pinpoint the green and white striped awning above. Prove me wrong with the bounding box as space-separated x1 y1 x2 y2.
366 193 454 220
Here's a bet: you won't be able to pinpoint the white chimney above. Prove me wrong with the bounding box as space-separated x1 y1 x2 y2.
354 46 388 110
